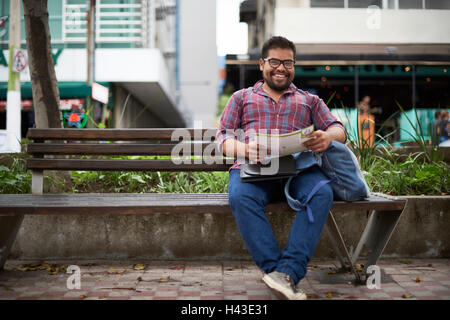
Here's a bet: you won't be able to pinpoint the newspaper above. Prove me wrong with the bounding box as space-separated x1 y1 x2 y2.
255 125 314 159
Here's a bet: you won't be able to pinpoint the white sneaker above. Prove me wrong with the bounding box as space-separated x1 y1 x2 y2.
262 271 307 300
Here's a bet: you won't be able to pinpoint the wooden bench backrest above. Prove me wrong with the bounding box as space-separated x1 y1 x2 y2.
26 128 232 172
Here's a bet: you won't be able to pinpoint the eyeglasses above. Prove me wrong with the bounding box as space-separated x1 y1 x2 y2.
263 58 295 69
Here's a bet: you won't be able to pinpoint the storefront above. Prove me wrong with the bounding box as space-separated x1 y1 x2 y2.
0 81 112 137
224 54 450 144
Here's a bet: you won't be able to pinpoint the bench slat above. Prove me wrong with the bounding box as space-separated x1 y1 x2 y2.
27 128 217 141
27 158 232 171
27 143 220 156
0 193 407 216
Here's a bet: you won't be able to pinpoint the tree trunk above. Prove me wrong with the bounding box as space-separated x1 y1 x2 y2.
22 0 62 129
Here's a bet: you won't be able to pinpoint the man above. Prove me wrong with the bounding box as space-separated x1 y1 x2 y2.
437 110 449 143
431 110 441 145
216 36 346 300
358 95 371 115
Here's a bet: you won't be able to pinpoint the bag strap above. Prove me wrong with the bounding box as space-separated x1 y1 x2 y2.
284 176 333 223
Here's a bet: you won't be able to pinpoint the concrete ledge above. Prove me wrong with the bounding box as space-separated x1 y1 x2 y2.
10 196 450 260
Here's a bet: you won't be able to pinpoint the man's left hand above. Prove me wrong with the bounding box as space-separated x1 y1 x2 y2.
304 130 331 153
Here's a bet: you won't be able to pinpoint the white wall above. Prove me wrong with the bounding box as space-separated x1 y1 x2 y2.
179 0 218 128
274 8 450 44
0 48 176 104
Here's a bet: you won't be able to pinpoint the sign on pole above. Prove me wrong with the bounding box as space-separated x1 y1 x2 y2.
0 16 8 38
92 82 109 104
12 49 27 73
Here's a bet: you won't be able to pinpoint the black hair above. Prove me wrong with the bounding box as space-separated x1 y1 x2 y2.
261 36 296 59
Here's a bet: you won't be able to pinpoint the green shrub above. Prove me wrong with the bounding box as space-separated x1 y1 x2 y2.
364 154 449 195
0 153 31 194
70 170 229 194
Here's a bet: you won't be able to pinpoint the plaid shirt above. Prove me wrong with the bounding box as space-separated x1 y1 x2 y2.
216 80 345 170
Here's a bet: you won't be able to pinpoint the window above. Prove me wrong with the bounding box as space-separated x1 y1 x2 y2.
310 0 450 10
398 0 423 9
426 0 450 9
310 0 345 8
348 0 382 8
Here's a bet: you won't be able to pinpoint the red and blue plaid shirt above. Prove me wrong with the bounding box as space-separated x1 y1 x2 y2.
216 80 345 170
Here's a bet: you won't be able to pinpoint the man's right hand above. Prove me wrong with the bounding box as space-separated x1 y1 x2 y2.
247 140 268 163
222 139 268 163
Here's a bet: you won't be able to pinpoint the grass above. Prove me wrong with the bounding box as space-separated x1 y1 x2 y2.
364 152 449 195
0 142 31 194
0 156 31 194
334 102 449 195
70 169 229 194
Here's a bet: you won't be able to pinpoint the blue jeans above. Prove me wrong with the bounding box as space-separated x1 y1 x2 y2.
228 166 333 284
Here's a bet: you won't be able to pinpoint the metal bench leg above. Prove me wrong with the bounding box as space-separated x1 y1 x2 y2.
0 215 24 270
351 204 407 274
325 211 362 283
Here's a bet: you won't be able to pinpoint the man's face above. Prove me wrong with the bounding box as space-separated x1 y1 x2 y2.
259 48 295 92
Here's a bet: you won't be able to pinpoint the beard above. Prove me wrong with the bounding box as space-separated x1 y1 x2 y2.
263 71 293 92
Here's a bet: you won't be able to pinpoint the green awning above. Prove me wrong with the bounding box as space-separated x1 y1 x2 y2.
295 65 450 78
0 81 110 100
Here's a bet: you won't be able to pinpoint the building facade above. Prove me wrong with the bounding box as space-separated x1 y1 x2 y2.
230 0 450 142
0 0 218 136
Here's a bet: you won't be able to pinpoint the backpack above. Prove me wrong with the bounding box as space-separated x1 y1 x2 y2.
284 141 370 223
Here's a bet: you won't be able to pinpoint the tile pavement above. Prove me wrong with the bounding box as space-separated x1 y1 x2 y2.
0 258 449 300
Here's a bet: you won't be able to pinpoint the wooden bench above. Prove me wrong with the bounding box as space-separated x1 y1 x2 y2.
0 128 407 283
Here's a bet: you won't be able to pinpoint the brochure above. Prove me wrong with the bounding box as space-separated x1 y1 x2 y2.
255 125 314 159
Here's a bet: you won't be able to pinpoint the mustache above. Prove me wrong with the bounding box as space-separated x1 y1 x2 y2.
270 71 289 75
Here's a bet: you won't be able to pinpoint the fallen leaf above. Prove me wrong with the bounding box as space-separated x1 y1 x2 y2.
355 264 364 271
427 264 433 267
79 295 87 299
415 277 421 282
402 294 414 299
108 267 125 274
16 263 41 272
16 266 33 272
399 259 412 264
306 294 319 299
171 266 183 270
325 292 333 299
99 296 107 299
16 262 67 274
48 265 67 275
1 286 14 292
159 276 170 283
80 263 96 267
133 264 145 271
327 271 336 275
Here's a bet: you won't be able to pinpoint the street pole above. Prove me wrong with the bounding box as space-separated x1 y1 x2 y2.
87 0 95 86
86 0 96 128
6 0 21 153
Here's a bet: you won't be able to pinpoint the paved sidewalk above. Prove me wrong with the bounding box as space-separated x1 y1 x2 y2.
1 258 449 300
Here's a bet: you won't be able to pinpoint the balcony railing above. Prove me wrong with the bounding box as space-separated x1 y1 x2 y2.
63 0 150 47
